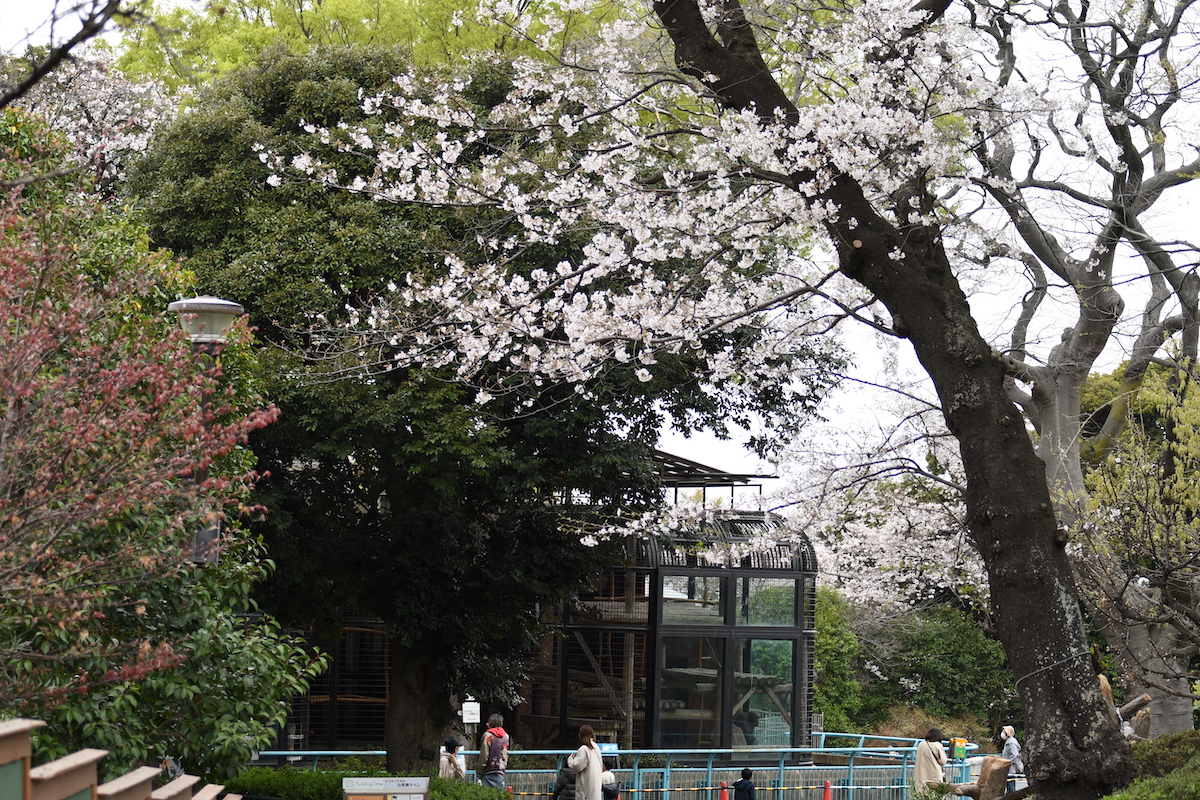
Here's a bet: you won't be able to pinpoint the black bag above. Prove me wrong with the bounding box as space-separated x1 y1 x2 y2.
602 782 621 800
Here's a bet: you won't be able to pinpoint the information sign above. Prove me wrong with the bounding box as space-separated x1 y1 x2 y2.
343 776 430 800
461 698 481 724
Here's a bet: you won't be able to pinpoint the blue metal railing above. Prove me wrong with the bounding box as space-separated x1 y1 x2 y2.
259 736 977 800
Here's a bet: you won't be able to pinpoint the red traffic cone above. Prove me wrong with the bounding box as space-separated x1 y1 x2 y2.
719 781 729 800
822 780 832 800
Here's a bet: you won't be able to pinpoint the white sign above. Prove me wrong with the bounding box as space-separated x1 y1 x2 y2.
345 778 430 791
462 698 481 724
343 777 430 800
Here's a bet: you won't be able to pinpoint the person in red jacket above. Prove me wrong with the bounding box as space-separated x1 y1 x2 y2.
478 714 510 789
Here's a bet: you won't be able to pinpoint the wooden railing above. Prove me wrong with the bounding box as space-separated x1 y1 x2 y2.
0 719 240 800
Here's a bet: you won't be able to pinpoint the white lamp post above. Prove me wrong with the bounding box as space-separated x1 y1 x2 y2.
169 295 245 563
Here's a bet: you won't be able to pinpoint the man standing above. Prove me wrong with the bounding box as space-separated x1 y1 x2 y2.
1000 726 1024 794
478 714 510 789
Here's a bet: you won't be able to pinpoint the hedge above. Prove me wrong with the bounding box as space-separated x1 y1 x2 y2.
1103 750 1200 800
223 769 512 800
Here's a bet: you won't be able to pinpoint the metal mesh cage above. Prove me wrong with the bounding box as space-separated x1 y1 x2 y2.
653 512 819 573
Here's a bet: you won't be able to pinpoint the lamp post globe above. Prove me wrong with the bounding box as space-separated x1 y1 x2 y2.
168 295 245 349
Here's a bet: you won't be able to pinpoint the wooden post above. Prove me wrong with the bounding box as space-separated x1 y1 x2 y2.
30 748 108 800
0 719 46 800
954 755 1011 800
98 766 163 800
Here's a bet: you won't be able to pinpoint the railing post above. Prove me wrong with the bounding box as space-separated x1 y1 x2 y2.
98 765 161 800
845 747 857 800
30 748 107 800
0 719 45 800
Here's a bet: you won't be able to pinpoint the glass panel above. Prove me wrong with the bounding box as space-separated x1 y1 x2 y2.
660 636 724 748
662 575 725 625
732 638 794 748
736 577 797 626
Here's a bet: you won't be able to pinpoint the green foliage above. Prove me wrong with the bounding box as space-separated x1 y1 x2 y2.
226 767 388 800
431 777 512 800
1131 730 1200 779
811 588 1019 738
1102 752 1200 800
813 587 863 734
225 768 510 800
861 606 1018 730
911 783 954 800
0 109 322 782
115 0 619 87
28 539 327 782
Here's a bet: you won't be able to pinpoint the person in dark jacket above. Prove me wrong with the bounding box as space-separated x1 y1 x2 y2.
552 766 578 800
732 768 756 800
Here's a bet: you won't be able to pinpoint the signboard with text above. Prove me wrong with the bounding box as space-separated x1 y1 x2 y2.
344 776 430 800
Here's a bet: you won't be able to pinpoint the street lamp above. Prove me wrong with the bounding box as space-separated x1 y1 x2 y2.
168 295 245 351
169 295 245 563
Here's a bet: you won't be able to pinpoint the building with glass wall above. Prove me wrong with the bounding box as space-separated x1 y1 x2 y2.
515 510 818 756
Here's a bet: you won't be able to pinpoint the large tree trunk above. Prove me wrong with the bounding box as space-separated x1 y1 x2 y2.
834 217 1137 800
384 642 448 772
1083 556 1197 736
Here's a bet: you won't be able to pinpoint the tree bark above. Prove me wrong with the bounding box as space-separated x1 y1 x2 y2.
1114 619 1194 736
384 641 448 772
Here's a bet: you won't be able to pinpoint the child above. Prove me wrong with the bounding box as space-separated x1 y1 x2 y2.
439 737 466 781
601 756 621 800
732 768 756 800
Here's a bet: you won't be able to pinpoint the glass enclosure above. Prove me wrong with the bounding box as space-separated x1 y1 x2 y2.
515 512 818 756
733 638 795 747
736 577 797 626
660 635 725 748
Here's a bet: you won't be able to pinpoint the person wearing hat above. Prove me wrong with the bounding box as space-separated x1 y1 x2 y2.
1000 725 1024 794
440 736 467 781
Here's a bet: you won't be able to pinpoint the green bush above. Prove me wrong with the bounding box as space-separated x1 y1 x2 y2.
1130 730 1200 779
225 769 509 800
224 768 364 800
432 777 512 800
1103 752 1200 800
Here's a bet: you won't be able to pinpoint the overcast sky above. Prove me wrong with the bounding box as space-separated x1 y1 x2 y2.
3 2 74 51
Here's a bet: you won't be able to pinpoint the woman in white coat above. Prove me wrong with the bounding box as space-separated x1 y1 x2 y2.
913 728 947 790
567 725 603 800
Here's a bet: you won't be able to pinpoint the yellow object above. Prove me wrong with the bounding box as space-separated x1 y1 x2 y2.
951 738 967 759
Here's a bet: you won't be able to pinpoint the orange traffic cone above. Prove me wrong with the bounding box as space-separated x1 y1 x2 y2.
822 780 831 800
719 781 729 800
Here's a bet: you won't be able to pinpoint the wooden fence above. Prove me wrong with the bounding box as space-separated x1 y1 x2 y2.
0 718 241 800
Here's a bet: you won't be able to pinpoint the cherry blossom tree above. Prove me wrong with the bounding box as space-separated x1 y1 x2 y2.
11 52 176 194
250 0 1200 792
